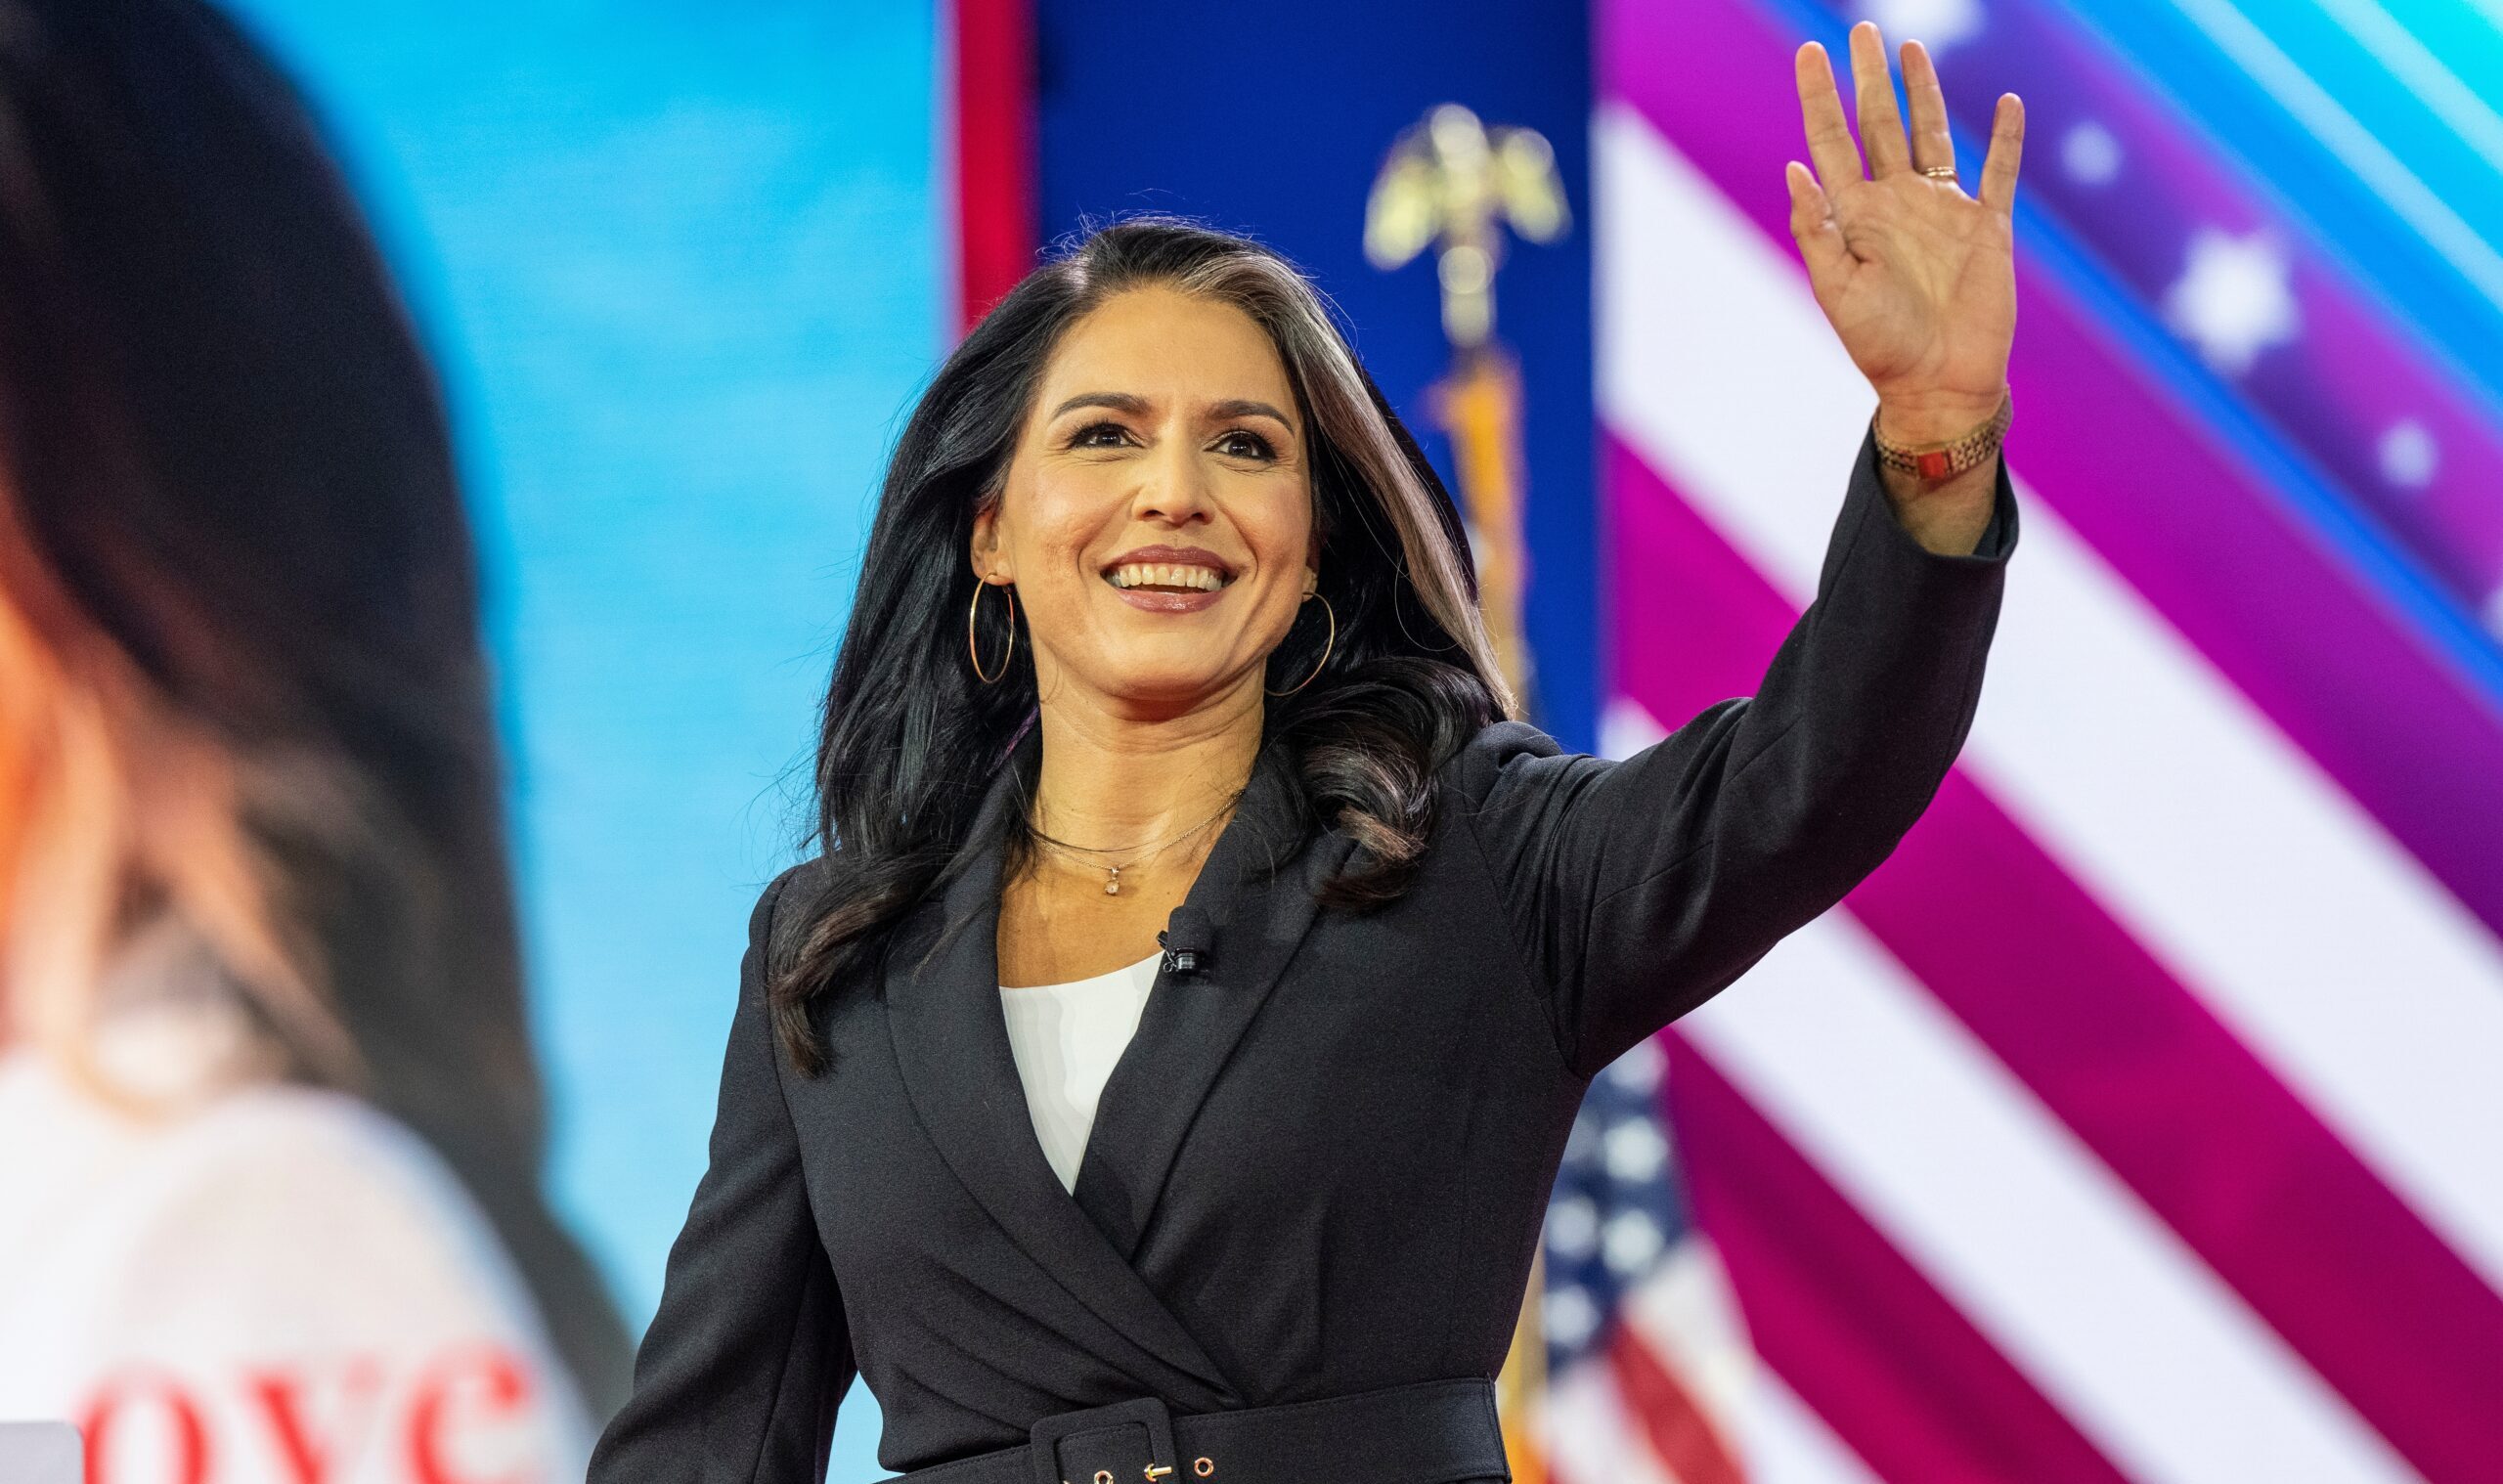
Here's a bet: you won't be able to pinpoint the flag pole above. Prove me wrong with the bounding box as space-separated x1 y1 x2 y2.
1366 102 1569 1475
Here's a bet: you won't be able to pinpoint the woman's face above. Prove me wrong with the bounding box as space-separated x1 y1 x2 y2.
973 285 1317 718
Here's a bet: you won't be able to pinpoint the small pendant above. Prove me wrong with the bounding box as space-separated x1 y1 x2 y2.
1105 865 1121 895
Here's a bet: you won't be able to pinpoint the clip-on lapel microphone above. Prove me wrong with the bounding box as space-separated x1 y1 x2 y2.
1157 905 1212 977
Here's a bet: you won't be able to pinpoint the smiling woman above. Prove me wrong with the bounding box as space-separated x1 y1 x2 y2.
766 222 1515 1024
593 32 2024 1472
977 290 1324 707
959 277 1508 983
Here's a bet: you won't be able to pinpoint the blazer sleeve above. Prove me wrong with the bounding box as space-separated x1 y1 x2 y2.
588 867 854 1483
1457 431 2016 1078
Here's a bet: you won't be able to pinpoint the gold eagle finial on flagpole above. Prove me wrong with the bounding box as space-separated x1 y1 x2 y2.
1366 104 1567 713
1365 105 1568 349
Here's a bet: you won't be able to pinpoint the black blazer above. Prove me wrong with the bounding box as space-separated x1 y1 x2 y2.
589 435 2017 1480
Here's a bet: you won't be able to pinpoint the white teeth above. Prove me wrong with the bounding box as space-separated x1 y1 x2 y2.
1108 563 1227 591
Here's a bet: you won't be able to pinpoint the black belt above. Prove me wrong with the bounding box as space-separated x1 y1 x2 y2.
883 1377 1509 1484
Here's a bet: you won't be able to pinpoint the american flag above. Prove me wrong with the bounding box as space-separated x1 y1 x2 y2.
1578 0 2503 1481
1532 1039 1754 1484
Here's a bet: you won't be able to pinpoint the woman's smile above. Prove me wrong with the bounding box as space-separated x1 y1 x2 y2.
1101 543 1238 612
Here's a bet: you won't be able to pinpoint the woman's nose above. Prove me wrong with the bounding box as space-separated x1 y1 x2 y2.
1130 440 1213 524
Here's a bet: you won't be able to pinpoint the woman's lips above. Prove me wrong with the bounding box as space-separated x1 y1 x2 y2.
1105 576 1228 613
1101 552 1234 614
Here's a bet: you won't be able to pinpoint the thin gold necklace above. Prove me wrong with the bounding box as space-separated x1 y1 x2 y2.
1029 794 1240 895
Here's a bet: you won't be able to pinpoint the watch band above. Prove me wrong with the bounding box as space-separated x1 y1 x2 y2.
1871 392 2013 481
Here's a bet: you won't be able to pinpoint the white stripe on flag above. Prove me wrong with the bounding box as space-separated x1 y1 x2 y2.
1674 892 2417 1483
1543 1361 1684 1484
1595 100 2503 1299
1735 1369 1886 1484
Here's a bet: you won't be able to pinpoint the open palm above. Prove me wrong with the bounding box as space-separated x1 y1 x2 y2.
1789 22 2023 441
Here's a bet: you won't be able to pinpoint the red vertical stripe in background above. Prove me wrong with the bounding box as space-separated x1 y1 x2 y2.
1605 1327 1747 1484
949 0 1036 332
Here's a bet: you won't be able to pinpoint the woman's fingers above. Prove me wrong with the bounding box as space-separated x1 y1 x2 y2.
1794 41 1864 188
1978 92 2026 213
1785 159 1849 279
1901 39 1956 181
1849 22 1911 177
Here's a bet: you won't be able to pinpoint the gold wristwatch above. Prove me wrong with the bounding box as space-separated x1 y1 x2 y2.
1872 392 2013 482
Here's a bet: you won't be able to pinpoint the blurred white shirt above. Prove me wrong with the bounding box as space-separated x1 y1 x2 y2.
0 931 593 1483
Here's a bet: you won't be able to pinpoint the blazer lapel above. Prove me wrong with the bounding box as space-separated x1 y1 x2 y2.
883 736 1237 1406
1072 746 1356 1259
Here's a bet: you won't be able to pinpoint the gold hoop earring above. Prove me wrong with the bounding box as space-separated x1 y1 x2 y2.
1265 592 1335 698
968 580 1016 684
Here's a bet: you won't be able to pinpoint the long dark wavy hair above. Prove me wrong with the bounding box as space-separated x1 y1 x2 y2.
0 0 632 1416
771 218 1514 1075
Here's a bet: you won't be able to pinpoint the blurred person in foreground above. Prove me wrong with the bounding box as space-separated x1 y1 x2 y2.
0 0 631 1476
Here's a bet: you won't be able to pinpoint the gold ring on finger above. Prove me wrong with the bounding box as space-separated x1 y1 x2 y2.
1920 164 1959 182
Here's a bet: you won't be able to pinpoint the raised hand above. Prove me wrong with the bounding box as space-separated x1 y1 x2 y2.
1789 22 2022 452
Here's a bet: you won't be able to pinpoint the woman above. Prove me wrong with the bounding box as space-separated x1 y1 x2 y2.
0 0 630 1475
595 22 2020 1483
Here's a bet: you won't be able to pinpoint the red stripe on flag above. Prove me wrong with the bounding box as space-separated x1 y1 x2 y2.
1609 425 2503 1480
946 0 1034 331
1605 1323 1746 1484
1665 1035 2132 1484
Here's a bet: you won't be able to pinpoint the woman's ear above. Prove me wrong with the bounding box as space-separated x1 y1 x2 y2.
969 503 1005 583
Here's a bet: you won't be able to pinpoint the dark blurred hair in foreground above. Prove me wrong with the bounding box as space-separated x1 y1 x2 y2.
0 0 631 1415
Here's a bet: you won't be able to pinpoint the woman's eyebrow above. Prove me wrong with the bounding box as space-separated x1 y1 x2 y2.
1206 398 1295 430
1046 392 1296 433
1048 391 1150 419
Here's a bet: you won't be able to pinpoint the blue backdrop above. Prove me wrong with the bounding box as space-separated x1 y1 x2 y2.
223 2 934 1473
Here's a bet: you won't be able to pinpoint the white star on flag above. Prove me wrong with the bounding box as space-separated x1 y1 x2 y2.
2376 419 2437 488
1857 0 1986 52
2165 227 2301 375
2063 120 2124 186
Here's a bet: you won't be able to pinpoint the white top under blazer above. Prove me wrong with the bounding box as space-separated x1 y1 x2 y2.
997 951 1163 1193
